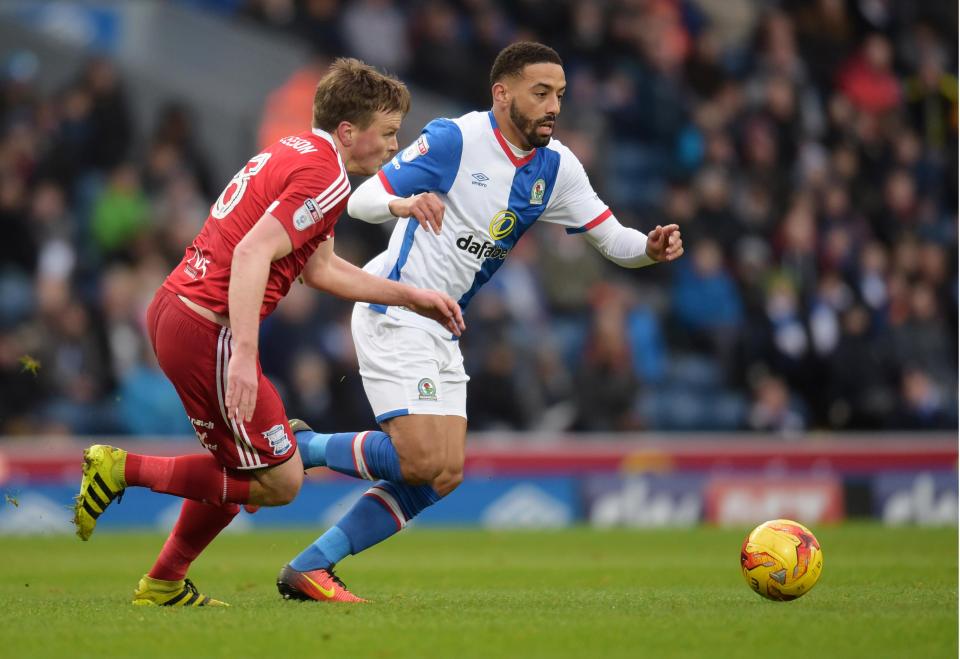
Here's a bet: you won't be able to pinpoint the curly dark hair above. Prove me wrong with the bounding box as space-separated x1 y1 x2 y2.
489 42 563 86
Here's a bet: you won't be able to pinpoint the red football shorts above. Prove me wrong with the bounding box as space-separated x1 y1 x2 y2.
146 287 297 470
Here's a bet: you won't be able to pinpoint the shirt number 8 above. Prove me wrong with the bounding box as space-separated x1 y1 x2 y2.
211 153 272 220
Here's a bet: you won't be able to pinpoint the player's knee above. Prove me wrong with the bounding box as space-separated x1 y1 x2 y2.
267 482 300 506
260 469 302 506
432 468 463 497
399 451 444 485
273 483 300 506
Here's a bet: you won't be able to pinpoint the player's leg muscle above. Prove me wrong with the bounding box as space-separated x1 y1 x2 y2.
381 414 448 484
432 415 467 496
247 448 304 506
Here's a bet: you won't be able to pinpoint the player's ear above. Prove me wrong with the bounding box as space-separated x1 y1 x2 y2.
492 81 509 106
335 120 355 147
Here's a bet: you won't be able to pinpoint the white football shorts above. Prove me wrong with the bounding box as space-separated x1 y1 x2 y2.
351 304 469 422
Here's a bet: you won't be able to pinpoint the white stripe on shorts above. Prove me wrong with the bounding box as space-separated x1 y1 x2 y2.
214 327 246 466
216 327 259 468
223 329 262 468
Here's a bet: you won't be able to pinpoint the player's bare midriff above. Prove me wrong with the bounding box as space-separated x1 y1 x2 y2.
177 294 230 327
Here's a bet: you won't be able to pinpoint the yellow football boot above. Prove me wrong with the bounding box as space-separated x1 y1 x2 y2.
132 575 229 607
73 444 127 541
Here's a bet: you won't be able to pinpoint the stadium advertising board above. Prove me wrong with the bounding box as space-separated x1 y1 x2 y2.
582 475 705 527
0 477 580 534
1 437 956 533
872 472 958 525
704 475 845 525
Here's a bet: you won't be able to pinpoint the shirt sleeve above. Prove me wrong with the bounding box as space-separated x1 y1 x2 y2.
580 214 655 268
539 146 612 234
347 173 401 224
378 118 463 197
268 161 350 250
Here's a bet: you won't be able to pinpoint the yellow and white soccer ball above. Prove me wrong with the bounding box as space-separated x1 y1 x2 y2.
740 519 823 601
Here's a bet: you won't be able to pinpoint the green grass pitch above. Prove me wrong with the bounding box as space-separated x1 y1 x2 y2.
0 525 955 658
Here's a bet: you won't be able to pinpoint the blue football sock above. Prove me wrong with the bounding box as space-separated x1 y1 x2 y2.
288 526 350 572
289 480 440 571
296 430 332 469
323 431 404 482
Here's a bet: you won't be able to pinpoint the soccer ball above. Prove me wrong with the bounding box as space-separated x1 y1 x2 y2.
740 519 823 601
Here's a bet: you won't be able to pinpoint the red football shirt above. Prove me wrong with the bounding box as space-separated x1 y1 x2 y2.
164 129 350 320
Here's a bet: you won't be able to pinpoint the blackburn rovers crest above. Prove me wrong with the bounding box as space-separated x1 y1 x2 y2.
418 378 438 401
530 178 546 205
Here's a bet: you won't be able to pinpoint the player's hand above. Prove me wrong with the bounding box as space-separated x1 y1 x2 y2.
405 287 466 336
645 224 684 262
389 193 445 235
225 349 258 424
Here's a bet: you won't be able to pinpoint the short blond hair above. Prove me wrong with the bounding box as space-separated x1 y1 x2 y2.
312 58 411 132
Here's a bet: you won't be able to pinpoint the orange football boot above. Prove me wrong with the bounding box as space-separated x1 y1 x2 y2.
276 564 367 603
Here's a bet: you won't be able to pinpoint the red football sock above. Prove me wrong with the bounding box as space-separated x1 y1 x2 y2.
125 453 251 505
148 500 240 581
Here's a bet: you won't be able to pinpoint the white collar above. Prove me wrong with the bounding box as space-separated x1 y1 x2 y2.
503 136 533 158
311 127 338 151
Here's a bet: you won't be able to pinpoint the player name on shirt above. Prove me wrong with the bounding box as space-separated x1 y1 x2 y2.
279 135 319 155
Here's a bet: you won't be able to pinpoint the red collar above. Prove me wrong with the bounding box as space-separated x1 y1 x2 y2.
489 112 537 168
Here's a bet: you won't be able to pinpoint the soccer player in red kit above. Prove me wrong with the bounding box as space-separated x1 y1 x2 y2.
73 58 465 607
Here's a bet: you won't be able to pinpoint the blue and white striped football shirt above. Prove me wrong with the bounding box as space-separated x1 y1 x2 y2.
363 110 611 334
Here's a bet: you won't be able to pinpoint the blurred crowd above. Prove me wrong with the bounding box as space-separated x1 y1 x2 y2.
0 0 956 438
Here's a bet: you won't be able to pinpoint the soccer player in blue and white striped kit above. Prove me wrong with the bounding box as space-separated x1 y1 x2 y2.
276 42 684 602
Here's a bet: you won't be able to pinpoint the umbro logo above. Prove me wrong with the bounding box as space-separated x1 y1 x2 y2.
471 172 489 188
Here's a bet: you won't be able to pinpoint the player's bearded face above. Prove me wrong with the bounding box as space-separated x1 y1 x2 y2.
509 100 556 149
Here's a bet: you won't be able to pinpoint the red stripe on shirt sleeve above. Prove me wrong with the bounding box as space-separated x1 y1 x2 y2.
377 169 396 195
566 208 612 234
583 208 612 231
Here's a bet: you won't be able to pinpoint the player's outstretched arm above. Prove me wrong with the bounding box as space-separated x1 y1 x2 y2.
580 215 684 268
348 174 445 235
301 239 465 336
